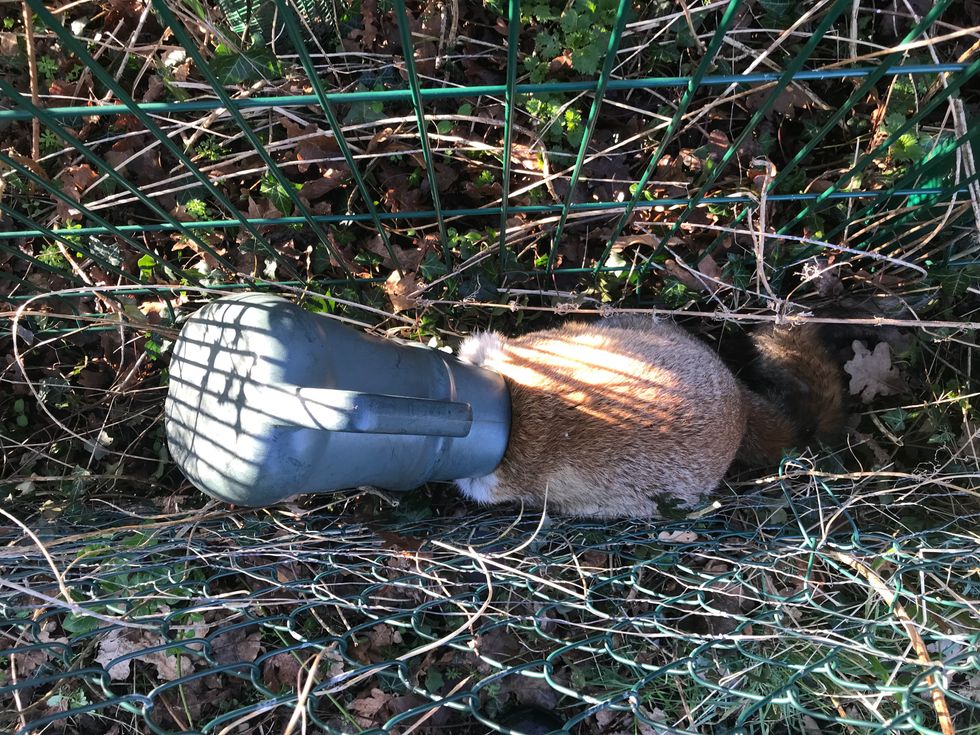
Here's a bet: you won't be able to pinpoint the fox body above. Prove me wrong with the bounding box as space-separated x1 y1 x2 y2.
454 315 844 518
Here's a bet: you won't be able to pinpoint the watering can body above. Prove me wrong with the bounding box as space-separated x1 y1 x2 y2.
164 293 510 506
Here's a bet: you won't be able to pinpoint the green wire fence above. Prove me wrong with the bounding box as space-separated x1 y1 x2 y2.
1 0 979 732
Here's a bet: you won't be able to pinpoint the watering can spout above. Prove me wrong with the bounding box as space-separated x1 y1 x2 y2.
249 385 474 437
164 292 510 506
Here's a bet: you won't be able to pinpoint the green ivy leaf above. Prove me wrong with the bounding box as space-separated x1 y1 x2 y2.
213 45 282 85
259 174 299 216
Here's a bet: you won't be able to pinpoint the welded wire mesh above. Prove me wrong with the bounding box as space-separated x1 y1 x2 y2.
1 0 979 733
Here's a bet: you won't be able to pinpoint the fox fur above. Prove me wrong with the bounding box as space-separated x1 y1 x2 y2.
454 314 845 519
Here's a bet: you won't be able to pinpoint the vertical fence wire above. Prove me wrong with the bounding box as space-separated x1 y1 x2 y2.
393 0 451 262
593 0 742 275
275 0 404 276
148 0 349 278
497 0 522 270
20 0 287 277
543 0 631 272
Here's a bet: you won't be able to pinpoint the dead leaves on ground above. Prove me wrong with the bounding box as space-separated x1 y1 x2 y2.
95 627 191 682
55 164 98 221
385 269 423 312
844 340 906 403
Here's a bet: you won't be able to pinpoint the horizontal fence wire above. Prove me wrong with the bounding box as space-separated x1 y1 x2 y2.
0 66 971 122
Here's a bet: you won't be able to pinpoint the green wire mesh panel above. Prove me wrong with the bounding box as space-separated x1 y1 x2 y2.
1 0 978 300
2 488 979 735
1 0 979 733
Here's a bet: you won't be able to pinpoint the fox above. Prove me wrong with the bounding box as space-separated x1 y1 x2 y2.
452 315 846 518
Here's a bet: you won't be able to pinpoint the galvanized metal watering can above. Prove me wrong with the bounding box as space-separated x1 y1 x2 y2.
164 293 510 506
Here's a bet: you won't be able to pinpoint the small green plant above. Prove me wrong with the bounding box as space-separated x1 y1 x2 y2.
476 169 495 187
40 130 61 153
523 94 584 147
46 688 90 710
195 139 227 162
12 398 29 428
259 172 300 216
183 198 209 220
37 55 58 82
144 335 164 361
509 0 620 80
37 242 67 268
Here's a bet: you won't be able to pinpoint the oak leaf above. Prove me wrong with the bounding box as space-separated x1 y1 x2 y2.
844 340 905 403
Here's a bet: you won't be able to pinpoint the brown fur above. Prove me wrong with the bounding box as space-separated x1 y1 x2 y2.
456 316 847 519
737 324 846 463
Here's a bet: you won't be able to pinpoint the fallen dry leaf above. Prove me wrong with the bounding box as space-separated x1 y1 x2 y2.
696 254 727 292
95 628 192 681
385 270 422 312
595 708 620 731
0 32 18 56
657 530 698 543
56 164 99 221
1 622 66 684
210 626 262 665
844 340 905 403
747 84 810 119
663 257 719 293
350 0 379 49
261 651 301 692
352 622 406 664
360 233 425 272
350 687 392 727
282 119 338 174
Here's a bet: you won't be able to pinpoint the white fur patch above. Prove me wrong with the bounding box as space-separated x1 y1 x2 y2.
455 473 499 504
457 332 504 368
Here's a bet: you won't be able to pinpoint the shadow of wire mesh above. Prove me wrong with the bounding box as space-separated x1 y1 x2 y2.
1 0 980 731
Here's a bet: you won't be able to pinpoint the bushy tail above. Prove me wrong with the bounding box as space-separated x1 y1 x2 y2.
736 323 847 466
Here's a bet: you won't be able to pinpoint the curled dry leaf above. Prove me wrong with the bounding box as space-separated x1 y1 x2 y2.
844 340 906 403
298 168 350 207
